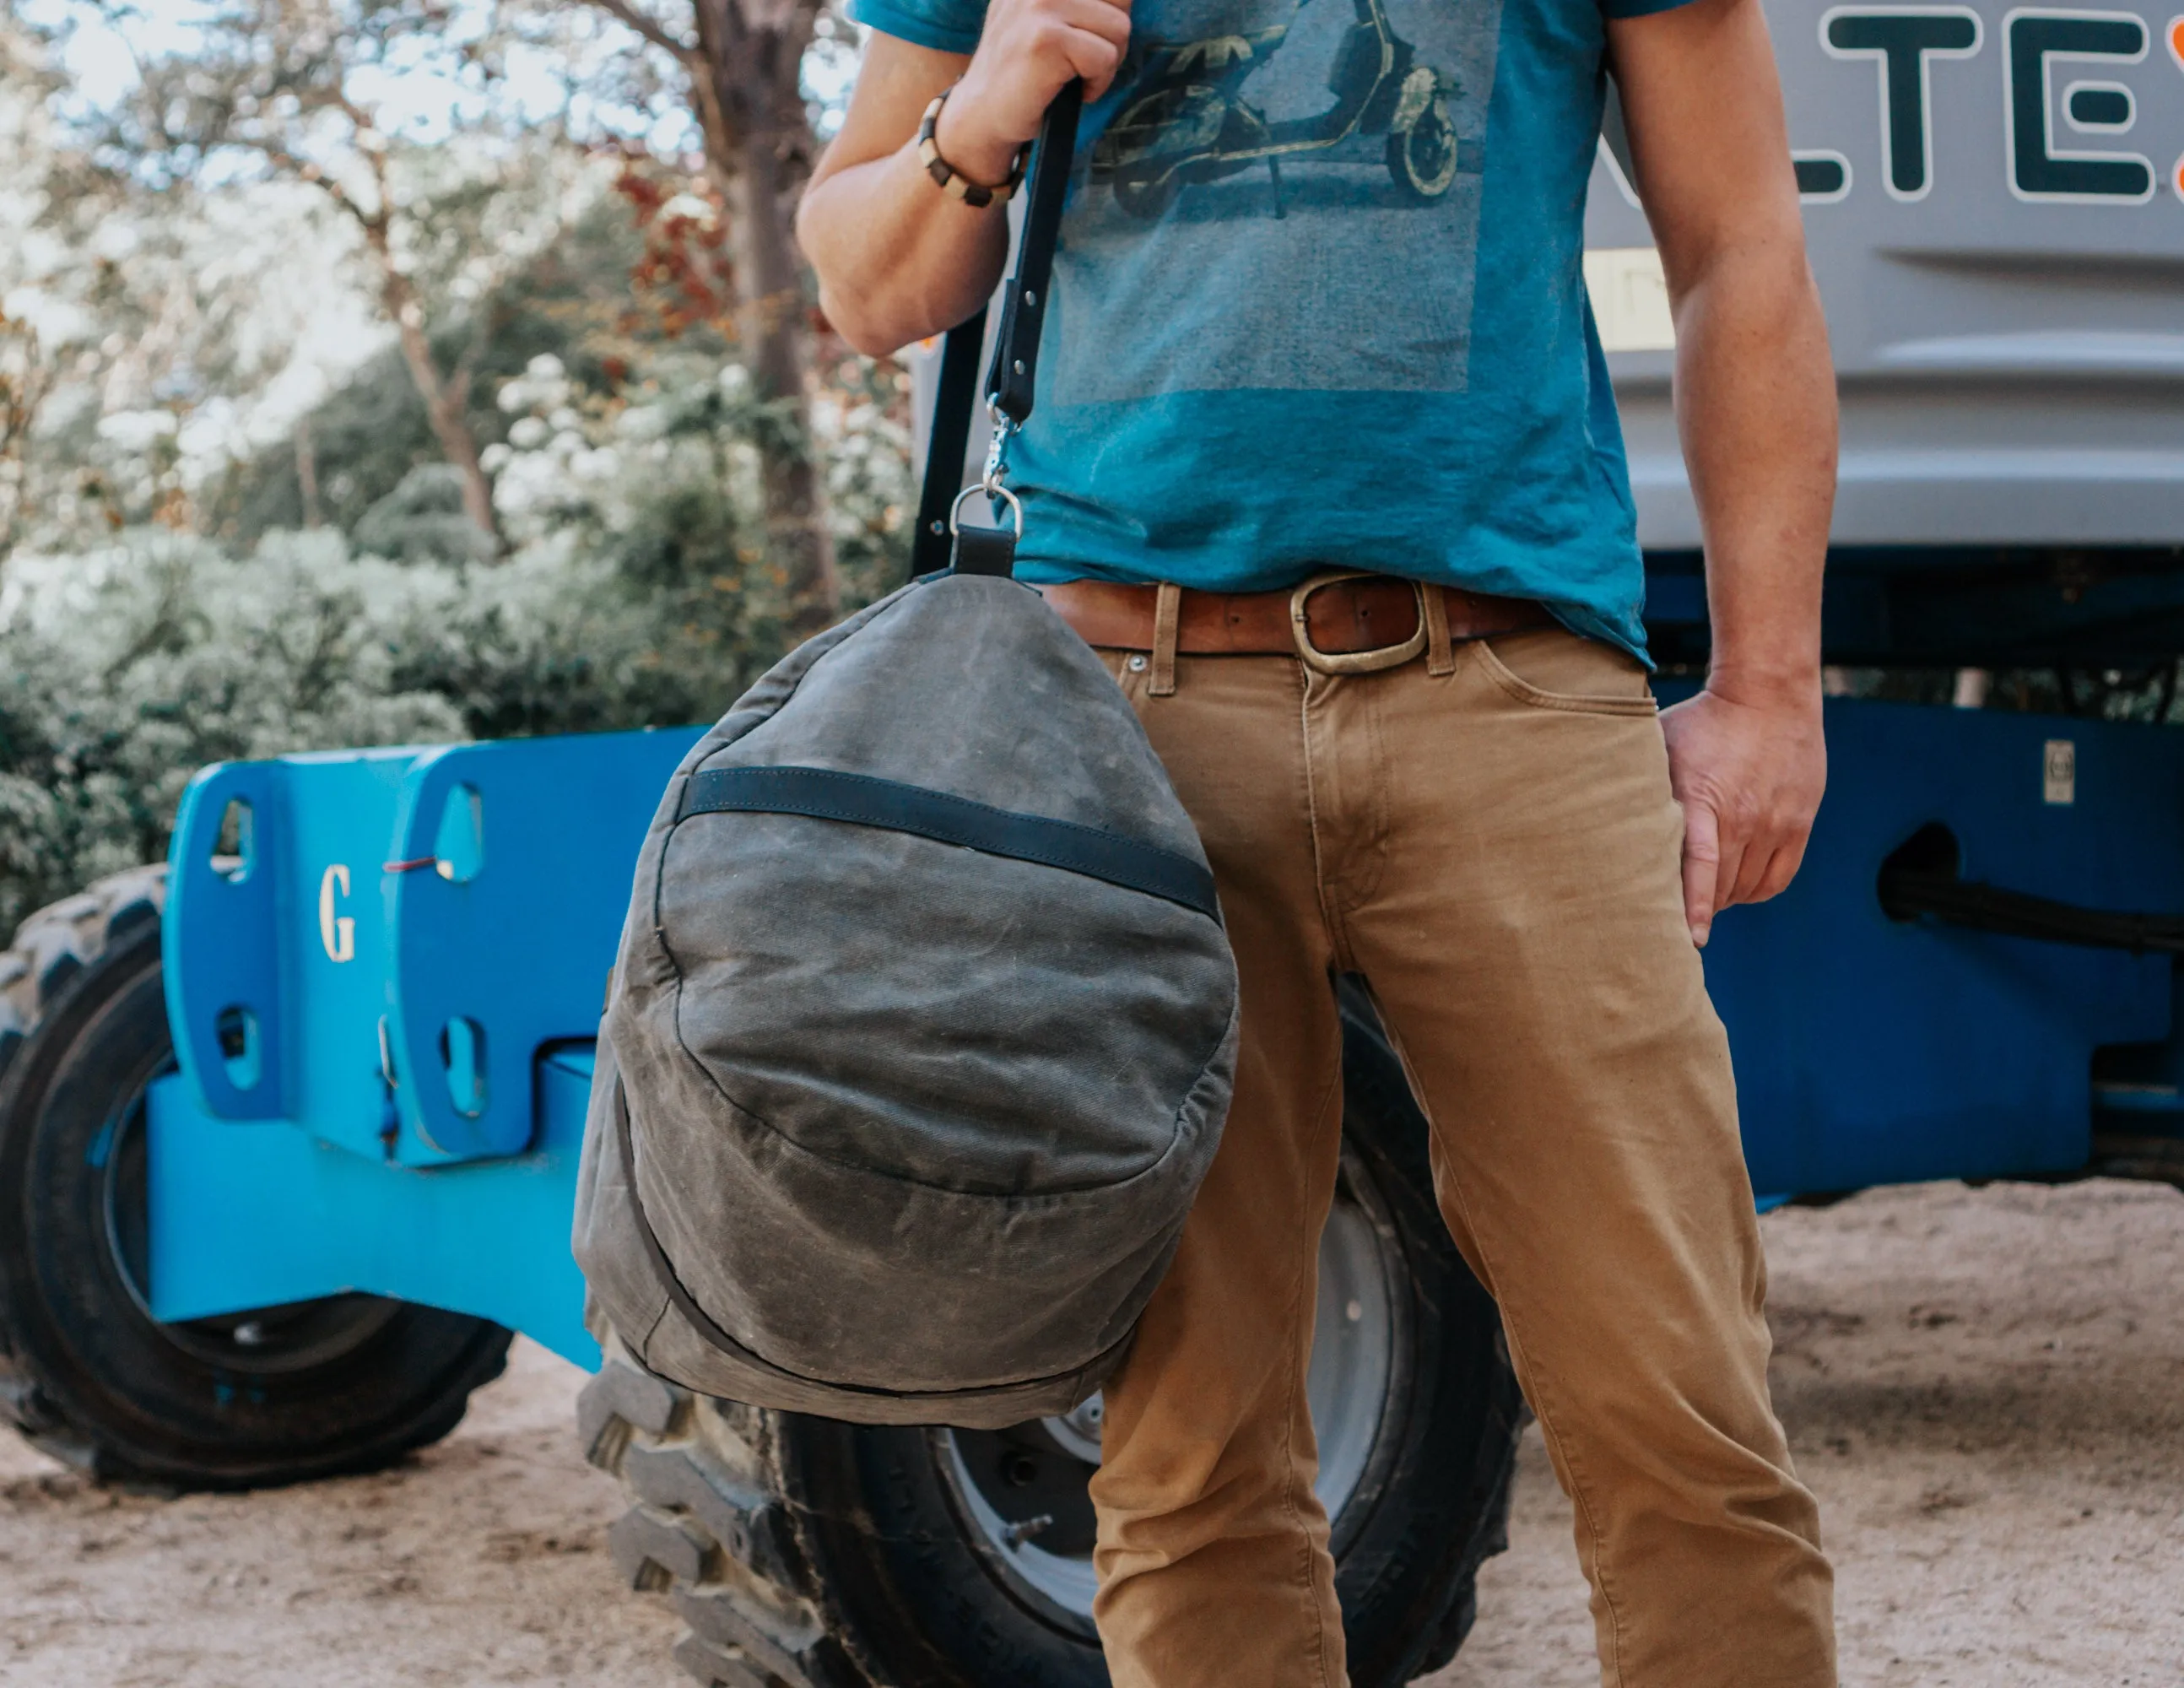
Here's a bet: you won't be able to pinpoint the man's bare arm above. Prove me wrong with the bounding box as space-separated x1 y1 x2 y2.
1608 0 1837 945
797 0 1130 355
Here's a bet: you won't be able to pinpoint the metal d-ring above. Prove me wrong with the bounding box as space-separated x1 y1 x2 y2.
950 481 1024 537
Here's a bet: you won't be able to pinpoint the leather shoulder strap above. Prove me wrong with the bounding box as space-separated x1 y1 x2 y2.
983 82 1082 428
908 84 1084 580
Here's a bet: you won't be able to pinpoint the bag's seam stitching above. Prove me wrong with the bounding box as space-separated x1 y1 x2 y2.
659 968 1236 1206
694 764 1172 845
622 1060 1202 1397
684 766 1218 909
622 1075 1141 1399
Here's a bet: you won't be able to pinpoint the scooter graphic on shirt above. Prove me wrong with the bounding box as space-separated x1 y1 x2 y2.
1089 0 1462 219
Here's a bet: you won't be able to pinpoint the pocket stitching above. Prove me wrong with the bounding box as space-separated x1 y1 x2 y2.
1470 638 1658 717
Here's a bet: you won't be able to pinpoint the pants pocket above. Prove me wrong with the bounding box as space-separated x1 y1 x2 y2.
1469 630 1657 717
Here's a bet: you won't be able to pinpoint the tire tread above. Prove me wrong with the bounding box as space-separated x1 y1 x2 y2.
584 1354 859 1688
0 867 175 1463
0 871 512 1486
586 987 1523 1688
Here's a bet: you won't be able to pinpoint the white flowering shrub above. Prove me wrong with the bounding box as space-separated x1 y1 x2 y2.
488 349 915 613
0 530 467 928
0 506 831 928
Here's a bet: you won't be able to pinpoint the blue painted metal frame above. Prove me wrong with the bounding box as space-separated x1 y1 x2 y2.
162 749 425 1125
1700 695 2179 1193
381 734 697 1160
164 729 700 1168
150 1049 603 1366
153 727 701 1367
145 699 2184 1368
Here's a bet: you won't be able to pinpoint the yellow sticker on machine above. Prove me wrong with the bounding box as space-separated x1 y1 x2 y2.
1583 247 1676 354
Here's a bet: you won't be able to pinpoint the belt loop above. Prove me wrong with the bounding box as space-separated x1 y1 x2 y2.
1150 582 1181 697
1421 585 1456 677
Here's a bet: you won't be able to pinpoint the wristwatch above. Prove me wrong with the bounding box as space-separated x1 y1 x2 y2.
918 89 1031 208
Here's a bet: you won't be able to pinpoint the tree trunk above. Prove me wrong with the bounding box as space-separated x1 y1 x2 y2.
690 0 840 637
391 302 498 544
295 411 322 528
0 311 46 564
364 221 500 548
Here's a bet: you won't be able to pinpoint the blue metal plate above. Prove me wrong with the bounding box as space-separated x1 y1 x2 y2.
381 730 700 1161
1699 695 2179 1193
149 1046 603 1366
165 748 430 1136
165 729 701 1168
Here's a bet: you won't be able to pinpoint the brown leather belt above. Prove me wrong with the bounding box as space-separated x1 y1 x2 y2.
1040 571 1555 674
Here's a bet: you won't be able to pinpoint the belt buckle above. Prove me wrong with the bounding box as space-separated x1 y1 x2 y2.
1289 571 1428 675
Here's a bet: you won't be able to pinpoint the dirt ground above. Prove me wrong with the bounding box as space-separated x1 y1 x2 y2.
3 1177 2179 1687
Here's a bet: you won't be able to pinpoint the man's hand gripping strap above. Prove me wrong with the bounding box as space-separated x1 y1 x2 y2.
908 83 1085 582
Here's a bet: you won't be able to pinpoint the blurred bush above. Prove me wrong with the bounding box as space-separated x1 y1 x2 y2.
0 532 460 927
0 7 920 928
0 338 912 930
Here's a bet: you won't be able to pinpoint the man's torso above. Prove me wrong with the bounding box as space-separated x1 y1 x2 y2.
859 0 1684 658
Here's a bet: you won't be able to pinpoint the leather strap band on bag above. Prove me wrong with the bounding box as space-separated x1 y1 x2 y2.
910 83 1084 581
984 81 1080 429
681 765 1219 917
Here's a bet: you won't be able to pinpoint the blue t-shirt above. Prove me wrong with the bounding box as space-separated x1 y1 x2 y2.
856 0 1691 659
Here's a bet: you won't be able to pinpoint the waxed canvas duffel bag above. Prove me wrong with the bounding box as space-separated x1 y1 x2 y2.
572 88 1239 1427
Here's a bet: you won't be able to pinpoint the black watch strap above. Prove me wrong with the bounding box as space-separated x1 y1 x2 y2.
908 83 1084 582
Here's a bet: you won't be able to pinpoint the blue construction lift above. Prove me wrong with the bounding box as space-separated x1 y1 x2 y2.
1 2 2180 1683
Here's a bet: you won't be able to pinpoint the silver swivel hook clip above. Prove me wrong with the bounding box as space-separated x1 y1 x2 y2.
950 399 1024 538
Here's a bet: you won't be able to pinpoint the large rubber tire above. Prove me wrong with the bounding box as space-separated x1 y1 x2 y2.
0 878 512 1488
0 866 170 1081
583 987 1524 1687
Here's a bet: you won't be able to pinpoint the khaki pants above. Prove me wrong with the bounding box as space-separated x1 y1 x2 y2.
1083 624 1835 1688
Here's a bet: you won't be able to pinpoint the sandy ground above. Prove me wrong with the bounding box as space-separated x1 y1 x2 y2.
1435 1178 2184 1688
2 1177 2179 1687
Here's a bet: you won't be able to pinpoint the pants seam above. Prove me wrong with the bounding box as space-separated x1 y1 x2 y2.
1280 1058 1348 1688
1500 1311 1635 1688
1351 673 1392 908
1297 665 1360 972
1412 1069 1636 1688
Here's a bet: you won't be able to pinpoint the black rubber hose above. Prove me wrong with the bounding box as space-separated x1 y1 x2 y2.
1879 865 2184 955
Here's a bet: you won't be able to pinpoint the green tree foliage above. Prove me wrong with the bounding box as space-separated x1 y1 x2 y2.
518 0 851 634
0 532 465 926
105 0 560 541
204 180 692 544
0 439 911 930
0 3 919 928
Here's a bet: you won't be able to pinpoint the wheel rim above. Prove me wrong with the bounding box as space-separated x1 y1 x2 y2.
1401 98 1459 197
936 1146 1403 1634
100 1058 403 1375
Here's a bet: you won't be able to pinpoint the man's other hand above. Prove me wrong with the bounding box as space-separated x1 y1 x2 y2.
938 0 1133 184
1661 680 1825 948
1612 0 1836 946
